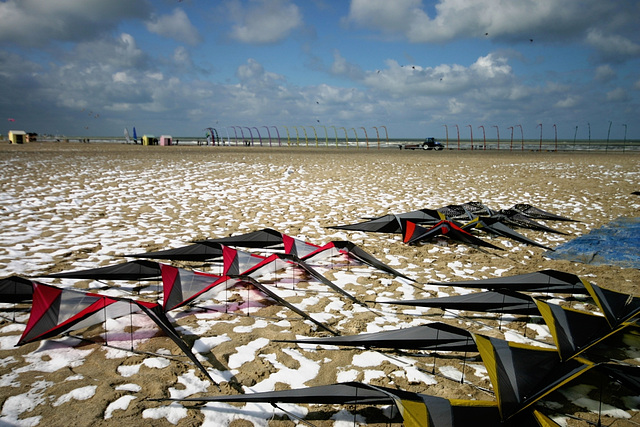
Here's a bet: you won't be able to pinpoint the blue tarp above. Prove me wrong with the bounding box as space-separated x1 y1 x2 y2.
546 217 640 269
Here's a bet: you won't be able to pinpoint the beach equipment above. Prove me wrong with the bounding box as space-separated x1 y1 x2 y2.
534 298 633 361
328 209 444 234
159 264 239 312
39 259 162 281
473 333 594 421
0 275 35 303
546 216 640 268
462 216 553 250
16 282 216 383
153 381 510 426
427 269 588 294
198 228 411 280
380 290 538 316
276 322 475 351
402 220 503 250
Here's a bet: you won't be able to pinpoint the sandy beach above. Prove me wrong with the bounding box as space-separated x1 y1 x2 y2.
0 142 639 426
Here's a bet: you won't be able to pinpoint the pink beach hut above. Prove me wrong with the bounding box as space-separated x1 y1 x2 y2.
159 135 172 146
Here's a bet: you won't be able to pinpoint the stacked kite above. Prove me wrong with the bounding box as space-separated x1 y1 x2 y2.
3 222 640 425
328 202 578 251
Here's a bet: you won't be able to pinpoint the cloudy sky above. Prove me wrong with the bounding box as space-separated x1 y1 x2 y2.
1 0 638 140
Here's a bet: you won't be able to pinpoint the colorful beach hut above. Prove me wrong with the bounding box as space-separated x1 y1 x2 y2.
142 135 158 146
159 135 172 146
8 130 26 144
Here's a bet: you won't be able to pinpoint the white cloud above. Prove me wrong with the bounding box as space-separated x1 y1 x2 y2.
330 50 364 80
594 65 615 82
347 0 630 47
146 8 202 46
363 53 514 97
228 0 303 44
586 29 640 63
555 95 580 108
606 88 630 102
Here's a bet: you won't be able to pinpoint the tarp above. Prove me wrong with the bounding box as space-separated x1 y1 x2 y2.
40 260 161 281
277 322 475 351
428 269 588 294
473 333 594 420
154 381 506 427
534 298 630 361
0 275 35 303
545 217 640 269
582 280 640 328
381 290 538 315
126 242 224 262
403 220 503 250
17 282 215 383
160 264 239 312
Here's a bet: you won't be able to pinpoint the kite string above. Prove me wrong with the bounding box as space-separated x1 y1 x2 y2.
129 301 134 352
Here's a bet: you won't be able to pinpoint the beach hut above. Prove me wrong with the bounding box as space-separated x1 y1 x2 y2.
159 135 172 146
142 135 158 146
8 130 26 144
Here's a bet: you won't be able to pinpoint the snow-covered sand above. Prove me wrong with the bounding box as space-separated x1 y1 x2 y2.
0 142 639 426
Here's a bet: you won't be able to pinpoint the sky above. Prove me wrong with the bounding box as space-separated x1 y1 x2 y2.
0 0 639 140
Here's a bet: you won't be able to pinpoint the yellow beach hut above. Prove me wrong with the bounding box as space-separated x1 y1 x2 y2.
142 135 158 146
8 130 27 144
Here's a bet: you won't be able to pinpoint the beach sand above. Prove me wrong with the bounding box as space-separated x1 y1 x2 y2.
0 142 639 426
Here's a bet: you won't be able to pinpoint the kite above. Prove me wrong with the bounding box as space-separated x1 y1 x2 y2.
582 281 640 328
301 240 412 281
17 282 215 383
40 260 162 281
534 298 632 361
509 204 577 222
380 290 538 316
328 209 445 234
462 216 552 250
197 228 288 250
0 275 35 303
126 242 224 262
473 333 594 421
492 209 567 234
160 264 339 335
153 381 507 427
402 220 503 250
198 228 411 281
160 264 239 312
428 269 589 294
277 322 475 352
436 202 494 220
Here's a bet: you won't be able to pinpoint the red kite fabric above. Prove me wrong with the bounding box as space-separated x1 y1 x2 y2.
402 220 502 250
300 240 412 281
17 282 215 383
160 264 239 312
